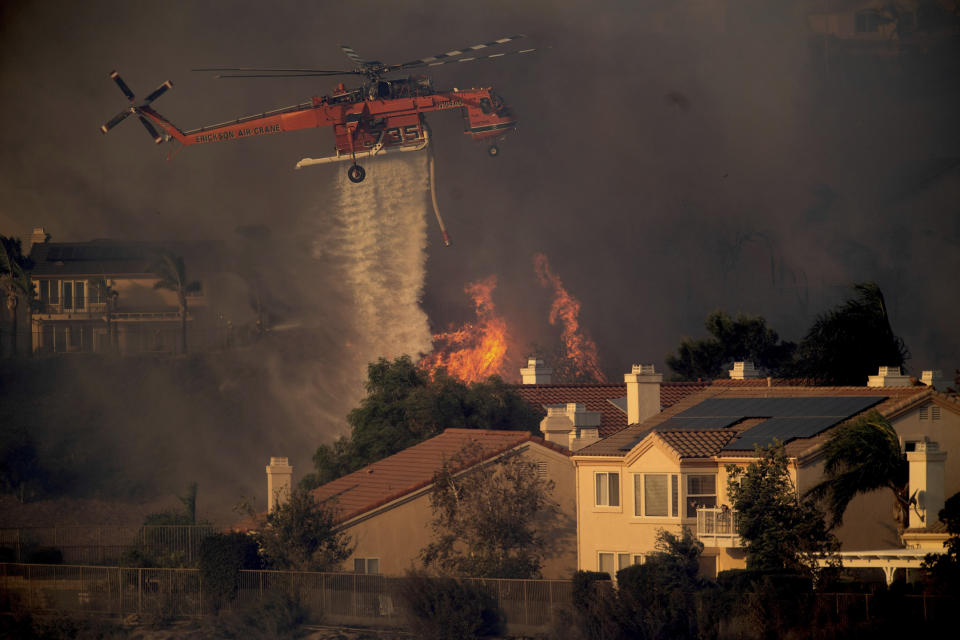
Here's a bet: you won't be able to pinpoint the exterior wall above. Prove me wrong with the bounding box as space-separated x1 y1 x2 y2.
834 402 960 550
340 444 577 579
576 445 760 578
30 274 206 355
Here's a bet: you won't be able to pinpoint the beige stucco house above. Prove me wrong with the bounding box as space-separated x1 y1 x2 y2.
566 364 959 578
308 428 577 578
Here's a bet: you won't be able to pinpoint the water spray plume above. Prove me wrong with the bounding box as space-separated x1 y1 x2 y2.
420 276 511 383
533 253 606 382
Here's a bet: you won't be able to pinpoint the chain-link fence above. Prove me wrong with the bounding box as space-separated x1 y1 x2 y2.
0 563 573 633
0 526 219 566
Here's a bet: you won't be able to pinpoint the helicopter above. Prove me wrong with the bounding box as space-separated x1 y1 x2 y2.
101 36 534 185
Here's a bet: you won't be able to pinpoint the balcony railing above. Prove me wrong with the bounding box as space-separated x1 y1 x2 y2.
696 507 742 548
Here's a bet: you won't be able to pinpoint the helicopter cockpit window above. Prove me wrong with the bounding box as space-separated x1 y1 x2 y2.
479 98 493 114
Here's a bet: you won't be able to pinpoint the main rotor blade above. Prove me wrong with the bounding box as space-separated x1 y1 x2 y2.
144 80 173 103
101 109 131 134
391 35 526 71
213 71 363 78
340 45 369 67
397 46 539 72
110 71 135 101
138 116 163 144
193 66 355 74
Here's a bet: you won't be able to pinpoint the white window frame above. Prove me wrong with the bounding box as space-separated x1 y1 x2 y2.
684 473 718 519
594 471 621 508
353 557 380 574
597 551 633 577
633 473 680 519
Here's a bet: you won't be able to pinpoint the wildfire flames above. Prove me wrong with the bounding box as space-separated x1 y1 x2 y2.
420 254 605 384
533 253 606 382
419 276 511 383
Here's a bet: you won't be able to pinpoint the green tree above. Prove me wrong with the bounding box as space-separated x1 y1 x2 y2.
666 310 795 381
302 356 541 487
151 251 201 355
923 491 960 595
198 532 262 612
806 410 910 538
420 443 559 578
727 444 838 575
793 282 909 385
257 486 353 572
0 236 33 358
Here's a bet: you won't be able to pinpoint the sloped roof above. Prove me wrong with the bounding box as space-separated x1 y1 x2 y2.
575 384 931 459
514 382 709 438
29 241 170 277
657 430 739 458
311 428 570 525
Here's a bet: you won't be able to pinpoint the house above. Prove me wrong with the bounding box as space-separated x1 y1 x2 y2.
308 428 577 578
569 363 960 578
27 228 206 355
514 359 710 446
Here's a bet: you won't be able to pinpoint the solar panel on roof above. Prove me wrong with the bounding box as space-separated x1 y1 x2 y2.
656 416 742 431
723 416 842 451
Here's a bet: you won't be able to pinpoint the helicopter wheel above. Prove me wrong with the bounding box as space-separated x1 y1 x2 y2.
487 145 500 157
347 164 366 183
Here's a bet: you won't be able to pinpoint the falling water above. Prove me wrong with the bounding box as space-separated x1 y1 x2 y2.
320 153 433 370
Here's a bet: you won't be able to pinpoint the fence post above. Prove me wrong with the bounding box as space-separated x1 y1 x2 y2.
138 568 142 615
523 580 529 626
549 581 554 626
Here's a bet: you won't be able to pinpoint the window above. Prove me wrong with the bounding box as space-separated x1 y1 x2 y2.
74 281 85 310
49 280 59 305
595 472 620 507
633 473 679 518
855 10 885 33
353 558 379 574
597 552 633 577
39 280 50 306
62 281 73 310
686 474 717 518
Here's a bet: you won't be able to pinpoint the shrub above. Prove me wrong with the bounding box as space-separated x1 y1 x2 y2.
198 532 261 613
397 572 502 640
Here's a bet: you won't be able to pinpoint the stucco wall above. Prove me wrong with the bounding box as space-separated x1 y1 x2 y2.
339 444 577 579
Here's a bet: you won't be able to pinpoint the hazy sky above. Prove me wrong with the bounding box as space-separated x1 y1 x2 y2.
2 1 958 382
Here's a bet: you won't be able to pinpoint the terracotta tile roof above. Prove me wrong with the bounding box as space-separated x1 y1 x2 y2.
904 520 949 534
514 382 708 438
657 430 739 458
575 384 930 458
310 428 568 524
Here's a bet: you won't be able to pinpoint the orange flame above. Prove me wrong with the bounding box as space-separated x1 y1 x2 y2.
420 276 510 383
533 253 606 382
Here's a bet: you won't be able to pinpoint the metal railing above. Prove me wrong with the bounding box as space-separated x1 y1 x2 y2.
696 507 742 547
0 526 219 566
0 563 573 632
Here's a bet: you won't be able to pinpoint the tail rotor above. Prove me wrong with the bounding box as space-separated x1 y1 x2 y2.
101 71 172 144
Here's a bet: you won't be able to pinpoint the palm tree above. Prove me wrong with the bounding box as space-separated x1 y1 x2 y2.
151 251 201 355
0 236 33 357
806 410 909 539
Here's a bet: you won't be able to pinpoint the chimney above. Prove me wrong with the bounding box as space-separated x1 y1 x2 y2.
624 364 662 425
907 441 947 530
521 358 553 384
27 227 50 254
920 370 947 391
867 366 911 388
539 403 602 451
728 361 759 380
266 457 293 512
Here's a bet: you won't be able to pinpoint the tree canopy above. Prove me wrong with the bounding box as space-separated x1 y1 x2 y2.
806 410 910 535
302 356 541 488
666 282 910 384
793 282 909 385
420 443 559 579
666 310 796 381
256 486 353 572
726 444 838 575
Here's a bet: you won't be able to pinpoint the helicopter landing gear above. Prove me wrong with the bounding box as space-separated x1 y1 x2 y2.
487 145 499 157
347 164 366 183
